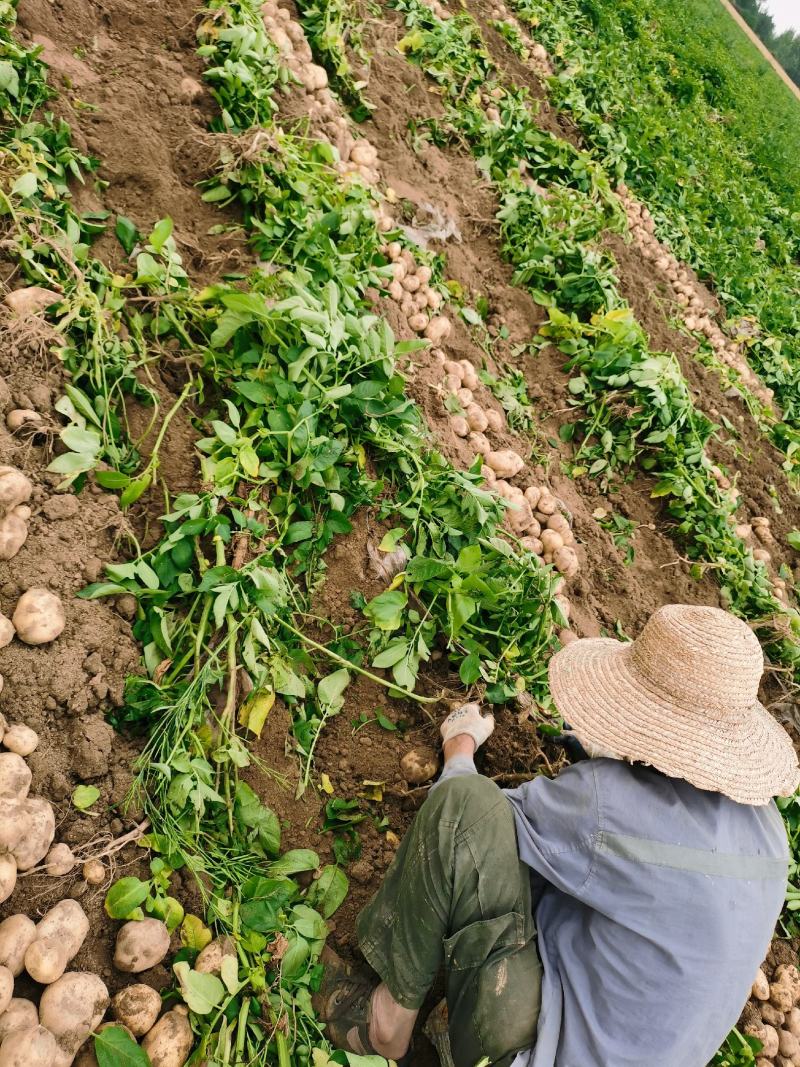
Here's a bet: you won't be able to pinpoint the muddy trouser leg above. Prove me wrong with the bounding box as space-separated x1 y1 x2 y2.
356 775 542 1067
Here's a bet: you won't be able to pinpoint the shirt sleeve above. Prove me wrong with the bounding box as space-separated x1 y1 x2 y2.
503 760 600 897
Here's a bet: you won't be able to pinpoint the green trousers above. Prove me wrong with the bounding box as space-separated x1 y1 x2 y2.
357 774 542 1067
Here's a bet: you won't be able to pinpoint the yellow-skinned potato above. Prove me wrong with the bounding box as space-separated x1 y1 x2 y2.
0 856 16 905
0 1000 37 1041
0 468 32 517
44 844 76 878
141 1009 194 1067
12 797 55 871
0 754 31 801
523 486 541 510
0 1024 57 1067
0 800 31 852
465 404 488 433
11 589 65 646
39 972 110 1063
35 901 89 963
0 515 28 562
486 449 524 479
485 408 502 433
195 938 236 976
2 725 38 757
25 936 71 985
540 529 564 555
0 966 12 1015
0 917 37 977
114 918 171 973
112 983 163 1036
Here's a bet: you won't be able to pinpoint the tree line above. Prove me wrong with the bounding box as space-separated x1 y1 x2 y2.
733 0 800 86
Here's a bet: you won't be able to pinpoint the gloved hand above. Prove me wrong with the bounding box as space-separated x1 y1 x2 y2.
440 701 495 752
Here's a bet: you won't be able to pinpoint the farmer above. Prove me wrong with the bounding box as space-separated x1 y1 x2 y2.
315 604 800 1066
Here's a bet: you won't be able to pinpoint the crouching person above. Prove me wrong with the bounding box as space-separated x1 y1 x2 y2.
315 605 799 1066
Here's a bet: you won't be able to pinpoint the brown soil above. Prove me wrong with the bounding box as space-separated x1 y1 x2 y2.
3 0 799 1059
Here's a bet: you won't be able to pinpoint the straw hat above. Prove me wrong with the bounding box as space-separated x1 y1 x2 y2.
548 604 800 806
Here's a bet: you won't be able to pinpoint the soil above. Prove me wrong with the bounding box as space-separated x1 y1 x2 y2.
2 0 799 1061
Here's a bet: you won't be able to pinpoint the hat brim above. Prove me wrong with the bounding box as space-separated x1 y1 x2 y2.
549 637 800 806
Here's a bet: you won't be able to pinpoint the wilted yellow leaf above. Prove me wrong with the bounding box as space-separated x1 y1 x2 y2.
320 773 334 794
239 689 275 737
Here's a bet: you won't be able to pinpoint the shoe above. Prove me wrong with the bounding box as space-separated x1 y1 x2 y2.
313 947 378 1053
440 702 495 751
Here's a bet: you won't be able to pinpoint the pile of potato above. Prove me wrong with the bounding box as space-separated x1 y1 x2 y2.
616 185 774 408
0 897 180 1066
744 960 800 1066
732 514 791 605
383 242 451 344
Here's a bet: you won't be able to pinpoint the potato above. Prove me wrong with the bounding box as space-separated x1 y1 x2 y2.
399 749 438 785
0 799 31 852
507 501 534 534
540 529 564 555
0 469 32 517
11 589 65 645
0 756 30 802
537 492 558 516
387 280 403 301
195 937 236 976
785 1007 800 1038
468 432 490 457
2 725 38 757
0 515 27 562
779 1029 800 1059
773 982 797 1013
0 617 13 651
456 387 473 406
37 900 90 961
0 856 16 905
480 464 496 486
0 966 12 1016
443 360 463 380
762 1001 786 1026
3 287 59 318
0 1000 37 1042
465 404 488 434
456 360 475 390
25 937 70 985
44 844 75 877
554 546 580 578
746 1023 779 1058
114 918 171 974
39 972 109 1062
407 312 428 332
12 797 55 871
402 274 421 293
450 416 469 438
485 449 524 479
485 408 503 433
82 859 105 886
0 917 36 978
6 410 42 433
112 983 162 1037
547 513 573 542
519 536 543 555
424 316 452 345
141 1009 194 1067
523 486 541 510
0 1024 57 1066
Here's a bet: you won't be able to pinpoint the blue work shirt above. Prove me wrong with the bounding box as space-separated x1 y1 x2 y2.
503 758 790 1067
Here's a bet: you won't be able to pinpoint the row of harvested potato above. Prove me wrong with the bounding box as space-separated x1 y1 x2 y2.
616 186 774 409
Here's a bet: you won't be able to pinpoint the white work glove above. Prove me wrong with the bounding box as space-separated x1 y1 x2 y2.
440 701 495 751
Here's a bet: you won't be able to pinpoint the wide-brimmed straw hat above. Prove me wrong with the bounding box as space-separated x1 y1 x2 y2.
548 604 800 806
